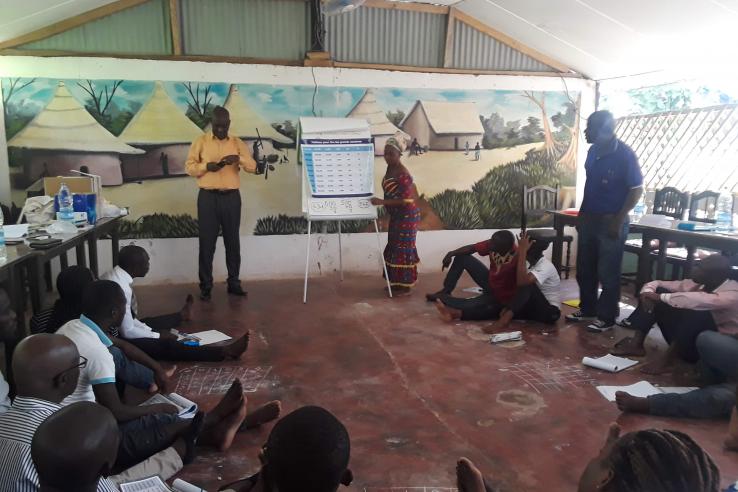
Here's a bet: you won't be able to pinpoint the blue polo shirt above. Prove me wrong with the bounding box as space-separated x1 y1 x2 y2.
580 139 643 214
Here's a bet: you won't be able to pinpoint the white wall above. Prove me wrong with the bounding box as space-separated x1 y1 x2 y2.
1 56 593 283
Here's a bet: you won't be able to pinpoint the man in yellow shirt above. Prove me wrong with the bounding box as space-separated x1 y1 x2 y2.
185 106 256 301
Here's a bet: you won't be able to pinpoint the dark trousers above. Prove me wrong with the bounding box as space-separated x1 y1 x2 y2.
129 336 226 362
630 288 717 362
648 331 738 419
116 413 180 471
198 189 242 291
141 313 182 332
109 346 153 395
440 255 503 321
576 216 629 323
508 284 561 324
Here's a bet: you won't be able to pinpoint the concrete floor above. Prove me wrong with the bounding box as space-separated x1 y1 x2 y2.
136 273 738 491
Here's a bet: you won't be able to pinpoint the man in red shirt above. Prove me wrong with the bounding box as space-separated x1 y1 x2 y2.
428 230 517 321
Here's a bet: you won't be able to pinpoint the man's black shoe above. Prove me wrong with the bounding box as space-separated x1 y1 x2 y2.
200 289 211 301
227 286 248 297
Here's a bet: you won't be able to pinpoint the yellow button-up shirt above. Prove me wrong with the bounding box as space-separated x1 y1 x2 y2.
185 132 257 190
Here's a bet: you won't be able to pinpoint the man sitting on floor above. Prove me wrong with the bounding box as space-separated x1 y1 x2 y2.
0 334 187 491
57 280 279 471
218 406 353 492
0 289 16 413
610 254 738 375
32 402 121 492
428 230 517 322
483 232 561 333
101 245 249 361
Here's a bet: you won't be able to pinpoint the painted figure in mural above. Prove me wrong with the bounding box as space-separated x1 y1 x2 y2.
565 110 643 333
427 230 517 321
185 106 257 301
370 138 421 296
464 141 469 155
474 142 481 161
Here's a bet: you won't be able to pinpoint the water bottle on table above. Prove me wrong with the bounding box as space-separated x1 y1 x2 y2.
57 182 74 222
0 207 6 262
631 196 646 223
716 189 734 231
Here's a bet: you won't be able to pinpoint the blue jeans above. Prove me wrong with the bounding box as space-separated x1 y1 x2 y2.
109 346 154 391
648 331 738 419
575 216 629 323
117 413 182 470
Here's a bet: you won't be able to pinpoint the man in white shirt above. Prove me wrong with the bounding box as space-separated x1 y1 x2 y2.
484 232 561 334
101 245 249 361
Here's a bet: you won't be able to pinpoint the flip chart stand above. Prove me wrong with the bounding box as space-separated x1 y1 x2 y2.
303 218 393 303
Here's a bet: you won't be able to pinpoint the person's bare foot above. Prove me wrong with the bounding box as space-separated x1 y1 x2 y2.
483 321 510 334
201 397 248 452
224 332 250 359
181 294 194 322
456 457 486 492
434 300 456 322
426 290 448 302
206 380 244 425
724 407 738 451
611 337 646 357
163 364 177 378
615 392 651 413
639 354 674 375
240 400 282 430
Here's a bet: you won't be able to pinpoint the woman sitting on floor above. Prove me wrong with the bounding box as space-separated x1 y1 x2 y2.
455 424 720 492
31 265 94 334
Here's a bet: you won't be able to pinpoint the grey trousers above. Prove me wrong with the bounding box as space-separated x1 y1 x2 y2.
648 331 738 419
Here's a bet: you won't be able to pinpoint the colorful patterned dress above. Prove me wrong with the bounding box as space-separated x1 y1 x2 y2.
382 172 421 288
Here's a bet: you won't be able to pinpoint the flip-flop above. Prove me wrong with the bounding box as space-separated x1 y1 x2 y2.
617 318 634 328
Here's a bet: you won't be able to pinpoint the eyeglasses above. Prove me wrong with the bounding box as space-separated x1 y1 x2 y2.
52 356 87 384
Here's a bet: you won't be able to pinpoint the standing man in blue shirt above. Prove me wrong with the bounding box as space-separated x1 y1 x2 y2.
566 110 643 332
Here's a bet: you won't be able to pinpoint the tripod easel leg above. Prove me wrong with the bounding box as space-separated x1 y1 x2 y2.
303 220 312 304
374 219 392 298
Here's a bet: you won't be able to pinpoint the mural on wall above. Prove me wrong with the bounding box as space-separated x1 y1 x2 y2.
2 77 580 237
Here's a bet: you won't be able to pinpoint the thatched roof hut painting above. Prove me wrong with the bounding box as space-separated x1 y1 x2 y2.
347 88 410 155
400 100 484 151
8 81 143 186
118 81 204 181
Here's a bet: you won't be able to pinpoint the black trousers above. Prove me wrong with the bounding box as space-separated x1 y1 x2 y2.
128 313 227 362
507 284 561 324
630 288 717 362
440 255 503 320
198 189 242 291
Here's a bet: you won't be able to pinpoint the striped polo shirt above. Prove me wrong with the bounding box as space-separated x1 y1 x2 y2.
0 397 117 491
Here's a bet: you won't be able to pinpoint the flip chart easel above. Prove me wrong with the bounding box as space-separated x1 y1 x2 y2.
299 117 392 303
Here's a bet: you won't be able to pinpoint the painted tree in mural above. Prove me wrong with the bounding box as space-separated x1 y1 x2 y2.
554 94 582 170
386 110 405 127
2 77 36 140
76 80 132 135
521 91 556 156
181 82 214 128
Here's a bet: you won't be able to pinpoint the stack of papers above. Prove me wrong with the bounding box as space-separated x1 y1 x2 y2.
141 393 198 419
119 476 171 492
177 330 232 346
596 381 697 402
582 354 639 373
2 224 29 244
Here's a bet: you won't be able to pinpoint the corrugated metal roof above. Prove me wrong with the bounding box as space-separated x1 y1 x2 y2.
450 19 555 72
19 0 172 54
616 105 738 193
325 6 446 67
181 0 310 60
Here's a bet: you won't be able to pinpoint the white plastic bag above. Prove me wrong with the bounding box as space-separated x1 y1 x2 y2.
22 196 54 224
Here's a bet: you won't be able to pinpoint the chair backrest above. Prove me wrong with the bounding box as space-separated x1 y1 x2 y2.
688 190 720 223
653 187 689 219
522 185 558 229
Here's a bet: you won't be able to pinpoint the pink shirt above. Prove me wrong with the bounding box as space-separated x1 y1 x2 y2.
641 278 738 335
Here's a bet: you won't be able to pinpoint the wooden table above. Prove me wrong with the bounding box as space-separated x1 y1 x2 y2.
25 215 124 311
550 210 738 292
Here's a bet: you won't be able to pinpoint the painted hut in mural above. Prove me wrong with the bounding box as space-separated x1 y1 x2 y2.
208 85 293 154
8 81 143 186
118 81 203 181
400 101 484 151
347 88 410 155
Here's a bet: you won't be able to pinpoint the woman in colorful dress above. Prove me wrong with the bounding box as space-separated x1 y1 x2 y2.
370 137 421 296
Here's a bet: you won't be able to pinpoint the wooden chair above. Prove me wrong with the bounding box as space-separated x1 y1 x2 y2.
521 185 573 278
623 187 689 285
688 190 720 223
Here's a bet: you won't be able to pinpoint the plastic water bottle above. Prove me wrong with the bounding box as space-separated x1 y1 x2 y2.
716 189 733 230
0 207 6 262
723 482 738 492
631 196 646 223
57 182 74 222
